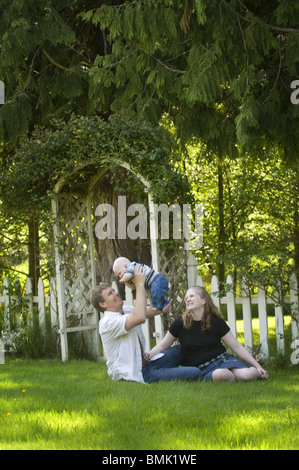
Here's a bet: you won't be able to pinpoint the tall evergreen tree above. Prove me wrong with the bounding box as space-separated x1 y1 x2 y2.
0 0 109 142
85 0 299 281
0 0 130 289
85 0 299 156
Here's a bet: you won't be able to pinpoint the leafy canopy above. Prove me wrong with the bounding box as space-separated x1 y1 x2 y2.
0 0 101 142
85 0 299 160
0 114 191 216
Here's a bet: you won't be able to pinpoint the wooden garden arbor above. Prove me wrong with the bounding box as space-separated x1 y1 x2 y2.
51 158 185 362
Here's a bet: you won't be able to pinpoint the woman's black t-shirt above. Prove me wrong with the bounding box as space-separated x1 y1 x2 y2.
169 316 230 367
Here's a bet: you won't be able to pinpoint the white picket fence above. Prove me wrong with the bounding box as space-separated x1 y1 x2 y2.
1 259 299 360
114 255 299 359
0 277 58 332
186 255 299 358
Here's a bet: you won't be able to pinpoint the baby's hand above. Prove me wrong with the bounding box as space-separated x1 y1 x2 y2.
119 272 133 283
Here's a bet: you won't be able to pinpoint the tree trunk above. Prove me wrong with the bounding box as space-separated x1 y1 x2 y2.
293 165 299 289
92 169 151 290
28 210 40 295
218 157 225 290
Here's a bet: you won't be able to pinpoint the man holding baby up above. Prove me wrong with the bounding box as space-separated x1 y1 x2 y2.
90 264 202 384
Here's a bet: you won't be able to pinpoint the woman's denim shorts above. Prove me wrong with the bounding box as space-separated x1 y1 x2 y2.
200 353 249 381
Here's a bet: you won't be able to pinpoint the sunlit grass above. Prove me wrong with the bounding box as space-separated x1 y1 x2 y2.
0 358 298 450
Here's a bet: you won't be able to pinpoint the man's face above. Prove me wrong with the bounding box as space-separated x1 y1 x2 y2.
100 287 123 312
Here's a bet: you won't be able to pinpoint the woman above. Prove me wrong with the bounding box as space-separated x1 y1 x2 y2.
146 286 268 382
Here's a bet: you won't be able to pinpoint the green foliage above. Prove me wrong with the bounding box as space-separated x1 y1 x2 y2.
0 0 100 143
0 114 191 217
85 0 299 158
183 142 297 287
0 0 298 290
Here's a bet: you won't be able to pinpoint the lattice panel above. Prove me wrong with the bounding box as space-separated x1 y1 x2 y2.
158 245 188 328
57 193 94 318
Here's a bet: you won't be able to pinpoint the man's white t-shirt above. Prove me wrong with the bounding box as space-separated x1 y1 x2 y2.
99 305 146 383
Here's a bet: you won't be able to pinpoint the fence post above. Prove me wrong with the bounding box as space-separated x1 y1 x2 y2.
52 196 68 362
49 278 58 328
257 286 269 358
0 339 5 364
226 275 237 338
25 277 34 329
290 274 299 341
38 278 46 334
211 275 220 310
241 278 253 351
3 278 10 331
274 282 284 354
187 254 197 287
14 277 22 327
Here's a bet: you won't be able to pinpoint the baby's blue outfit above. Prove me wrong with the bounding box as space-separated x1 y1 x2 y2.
125 262 170 311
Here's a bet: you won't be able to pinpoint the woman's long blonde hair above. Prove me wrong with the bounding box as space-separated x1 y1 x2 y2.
182 286 223 332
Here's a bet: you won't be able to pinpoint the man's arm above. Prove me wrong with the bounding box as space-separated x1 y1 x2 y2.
125 264 147 331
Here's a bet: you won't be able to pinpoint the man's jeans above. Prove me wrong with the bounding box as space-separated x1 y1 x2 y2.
142 345 203 383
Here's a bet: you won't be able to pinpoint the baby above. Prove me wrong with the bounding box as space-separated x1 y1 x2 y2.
113 257 171 313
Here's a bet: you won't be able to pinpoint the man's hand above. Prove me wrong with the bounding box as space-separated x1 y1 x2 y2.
124 264 147 331
133 263 146 287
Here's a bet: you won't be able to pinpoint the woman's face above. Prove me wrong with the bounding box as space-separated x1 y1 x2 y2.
185 289 205 311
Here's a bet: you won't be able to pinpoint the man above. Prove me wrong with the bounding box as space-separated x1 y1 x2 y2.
91 264 202 384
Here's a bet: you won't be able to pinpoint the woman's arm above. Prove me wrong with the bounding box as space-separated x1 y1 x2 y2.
145 331 176 361
222 331 268 379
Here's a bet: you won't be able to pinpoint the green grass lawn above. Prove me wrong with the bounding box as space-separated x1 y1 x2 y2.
0 358 298 450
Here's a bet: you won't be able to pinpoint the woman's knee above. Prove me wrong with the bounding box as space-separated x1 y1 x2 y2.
212 368 236 382
232 367 259 382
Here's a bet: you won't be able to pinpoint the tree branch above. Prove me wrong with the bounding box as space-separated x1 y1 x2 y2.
42 48 76 73
222 0 299 34
153 57 186 75
263 38 282 104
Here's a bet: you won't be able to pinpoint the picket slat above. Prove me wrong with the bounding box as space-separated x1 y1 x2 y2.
38 277 46 333
211 275 220 310
26 277 34 329
226 275 237 338
241 278 253 352
257 286 269 358
290 274 299 341
3 278 10 330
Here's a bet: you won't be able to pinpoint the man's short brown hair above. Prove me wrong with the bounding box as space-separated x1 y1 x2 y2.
90 283 111 312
